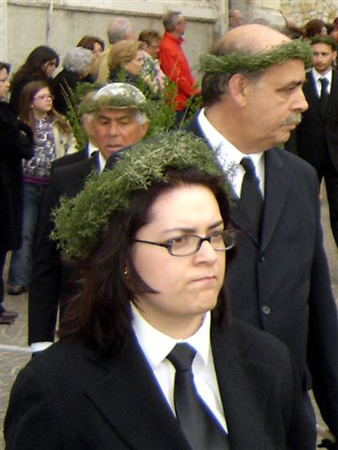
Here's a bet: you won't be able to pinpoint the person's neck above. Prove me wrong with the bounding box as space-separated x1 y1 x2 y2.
169 30 181 40
205 105 265 154
34 110 48 120
314 67 332 77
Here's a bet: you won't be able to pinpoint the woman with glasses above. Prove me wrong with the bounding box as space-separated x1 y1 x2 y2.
6 80 76 295
5 133 314 449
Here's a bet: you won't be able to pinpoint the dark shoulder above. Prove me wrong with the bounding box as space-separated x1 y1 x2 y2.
270 146 318 186
217 319 292 368
52 153 95 178
52 148 88 171
13 340 101 395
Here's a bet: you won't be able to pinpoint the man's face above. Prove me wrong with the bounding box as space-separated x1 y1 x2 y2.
89 108 148 160
175 15 187 37
243 59 308 152
312 43 337 75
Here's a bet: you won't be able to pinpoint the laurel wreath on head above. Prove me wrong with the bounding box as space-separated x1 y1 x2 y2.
52 132 230 262
200 40 313 74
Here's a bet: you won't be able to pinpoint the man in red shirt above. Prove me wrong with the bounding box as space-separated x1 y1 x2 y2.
159 10 200 126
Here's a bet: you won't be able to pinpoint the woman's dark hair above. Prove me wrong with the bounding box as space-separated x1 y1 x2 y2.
138 29 161 46
303 19 327 39
11 45 59 88
77 35 105 52
19 80 71 137
0 61 10 73
59 167 235 354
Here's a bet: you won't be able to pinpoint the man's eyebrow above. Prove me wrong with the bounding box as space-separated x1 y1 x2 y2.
277 80 304 91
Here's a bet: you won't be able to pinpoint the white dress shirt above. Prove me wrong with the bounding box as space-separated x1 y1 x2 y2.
198 108 265 197
131 304 227 431
312 68 332 97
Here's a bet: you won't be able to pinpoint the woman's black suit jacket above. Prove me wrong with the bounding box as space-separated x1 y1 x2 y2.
5 319 315 450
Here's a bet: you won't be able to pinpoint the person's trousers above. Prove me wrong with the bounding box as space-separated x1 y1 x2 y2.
0 248 7 312
8 182 48 288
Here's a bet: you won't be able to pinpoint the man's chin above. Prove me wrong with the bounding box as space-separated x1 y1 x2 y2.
106 145 123 155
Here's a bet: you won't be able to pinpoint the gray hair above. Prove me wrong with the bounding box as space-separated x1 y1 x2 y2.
163 11 182 32
63 47 94 74
107 17 134 44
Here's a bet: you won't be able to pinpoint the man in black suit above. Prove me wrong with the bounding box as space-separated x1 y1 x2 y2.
28 83 149 352
285 35 338 247
186 24 338 446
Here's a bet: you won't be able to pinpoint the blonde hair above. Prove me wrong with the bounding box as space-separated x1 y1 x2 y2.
108 40 145 72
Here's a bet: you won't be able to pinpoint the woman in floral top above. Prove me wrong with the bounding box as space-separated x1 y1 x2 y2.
7 80 76 295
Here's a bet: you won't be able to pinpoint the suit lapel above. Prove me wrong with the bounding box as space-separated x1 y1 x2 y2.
211 325 274 450
305 71 320 110
259 149 290 250
83 335 191 450
326 69 338 115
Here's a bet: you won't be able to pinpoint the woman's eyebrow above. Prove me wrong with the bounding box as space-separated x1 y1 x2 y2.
162 220 224 234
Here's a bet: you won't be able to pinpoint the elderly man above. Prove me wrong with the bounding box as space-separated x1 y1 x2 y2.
187 24 338 447
95 17 135 84
28 83 149 353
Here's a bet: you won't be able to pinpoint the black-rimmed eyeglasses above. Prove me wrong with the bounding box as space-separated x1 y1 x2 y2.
133 229 235 257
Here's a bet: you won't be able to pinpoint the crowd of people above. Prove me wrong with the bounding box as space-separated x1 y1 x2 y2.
1 8 338 450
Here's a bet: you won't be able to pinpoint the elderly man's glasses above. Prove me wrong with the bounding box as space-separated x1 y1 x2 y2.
133 229 235 257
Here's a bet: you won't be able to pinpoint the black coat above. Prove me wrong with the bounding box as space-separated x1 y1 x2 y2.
285 69 338 174
0 102 33 250
52 69 82 115
186 115 338 441
5 319 315 450
28 153 97 344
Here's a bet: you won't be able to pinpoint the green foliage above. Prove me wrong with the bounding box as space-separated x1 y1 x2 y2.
52 131 230 262
200 40 313 74
64 81 101 150
146 78 177 136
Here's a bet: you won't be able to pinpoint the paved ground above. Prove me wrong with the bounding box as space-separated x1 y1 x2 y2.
0 189 337 448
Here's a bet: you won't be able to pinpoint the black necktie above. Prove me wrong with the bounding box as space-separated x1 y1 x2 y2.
240 157 263 238
319 77 329 116
167 343 229 450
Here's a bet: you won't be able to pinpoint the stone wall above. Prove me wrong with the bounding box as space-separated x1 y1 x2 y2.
280 0 338 25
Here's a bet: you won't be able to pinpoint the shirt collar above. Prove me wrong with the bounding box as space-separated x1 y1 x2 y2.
131 303 211 369
88 142 98 156
198 108 264 170
98 152 106 173
313 68 333 84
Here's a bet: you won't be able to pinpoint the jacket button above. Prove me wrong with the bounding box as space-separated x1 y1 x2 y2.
259 254 266 262
262 305 271 315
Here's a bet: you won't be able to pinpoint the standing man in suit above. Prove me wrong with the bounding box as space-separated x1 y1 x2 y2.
285 35 338 247
28 83 149 353
186 24 338 447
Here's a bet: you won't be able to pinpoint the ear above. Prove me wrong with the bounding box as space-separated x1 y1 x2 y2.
228 74 251 108
140 121 149 137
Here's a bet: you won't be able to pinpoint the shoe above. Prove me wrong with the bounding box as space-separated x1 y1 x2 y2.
6 285 26 295
2 310 19 319
0 314 15 325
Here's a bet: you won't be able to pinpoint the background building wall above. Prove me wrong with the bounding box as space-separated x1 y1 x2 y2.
3 1 338 76
3 0 220 79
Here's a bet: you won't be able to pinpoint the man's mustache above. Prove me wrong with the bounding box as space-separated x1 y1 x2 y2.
281 113 303 126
